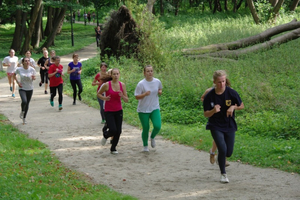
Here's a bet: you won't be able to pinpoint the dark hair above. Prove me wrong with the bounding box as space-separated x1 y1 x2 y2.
100 62 108 68
143 65 153 72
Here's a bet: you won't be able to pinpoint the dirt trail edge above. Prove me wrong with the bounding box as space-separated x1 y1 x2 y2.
0 43 299 200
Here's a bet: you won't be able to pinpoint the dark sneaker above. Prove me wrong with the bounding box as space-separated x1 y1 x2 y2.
44 90 48 94
39 82 42 87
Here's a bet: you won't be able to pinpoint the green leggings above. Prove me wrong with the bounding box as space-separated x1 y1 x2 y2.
138 109 161 147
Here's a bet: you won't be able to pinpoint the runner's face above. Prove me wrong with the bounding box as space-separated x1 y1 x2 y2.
55 58 60 65
23 59 30 67
144 66 153 79
25 51 31 58
111 70 120 80
100 65 107 72
9 50 15 57
214 75 226 90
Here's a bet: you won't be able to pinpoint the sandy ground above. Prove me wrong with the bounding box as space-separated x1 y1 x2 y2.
0 43 299 200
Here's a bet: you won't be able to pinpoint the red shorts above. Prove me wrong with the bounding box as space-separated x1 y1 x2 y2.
7 72 14 76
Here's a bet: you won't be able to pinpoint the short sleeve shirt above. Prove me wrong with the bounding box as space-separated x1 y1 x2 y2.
203 86 243 132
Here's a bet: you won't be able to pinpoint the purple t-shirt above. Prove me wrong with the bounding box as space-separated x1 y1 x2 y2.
68 62 82 80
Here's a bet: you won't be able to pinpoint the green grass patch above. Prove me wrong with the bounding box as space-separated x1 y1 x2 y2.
0 114 137 199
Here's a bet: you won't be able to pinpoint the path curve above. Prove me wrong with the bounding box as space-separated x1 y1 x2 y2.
0 43 299 200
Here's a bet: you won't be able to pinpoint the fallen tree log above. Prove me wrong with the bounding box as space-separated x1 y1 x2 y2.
182 19 300 56
186 27 300 59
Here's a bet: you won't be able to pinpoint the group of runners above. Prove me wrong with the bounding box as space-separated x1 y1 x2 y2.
2 48 244 184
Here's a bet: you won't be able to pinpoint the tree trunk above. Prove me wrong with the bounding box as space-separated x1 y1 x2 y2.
290 0 300 11
11 0 23 51
21 0 43 54
189 28 300 59
160 0 164 15
247 0 260 24
224 0 228 11
41 6 67 49
146 0 156 13
31 4 44 48
182 19 300 59
233 0 237 12
45 6 54 37
174 0 180 16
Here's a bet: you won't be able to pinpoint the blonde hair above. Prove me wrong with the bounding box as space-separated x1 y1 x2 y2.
213 70 227 81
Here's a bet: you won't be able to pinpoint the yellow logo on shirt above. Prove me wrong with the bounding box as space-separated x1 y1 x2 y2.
226 100 231 107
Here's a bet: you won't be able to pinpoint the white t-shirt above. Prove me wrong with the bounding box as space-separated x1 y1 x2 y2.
134 78 162 113
15 67 37 91
18 57 37 68
2 56 18 73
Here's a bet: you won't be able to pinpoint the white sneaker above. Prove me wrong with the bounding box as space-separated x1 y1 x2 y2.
151 138 156 148
220 174 229 183
19 111 24 119
143 146 149 152
111 151 118 154
100 137 107 146
22 118 27 124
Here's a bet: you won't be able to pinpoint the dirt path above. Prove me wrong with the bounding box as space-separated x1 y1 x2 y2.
0 43 299 200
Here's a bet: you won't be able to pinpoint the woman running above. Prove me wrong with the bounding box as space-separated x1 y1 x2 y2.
14 57 37 124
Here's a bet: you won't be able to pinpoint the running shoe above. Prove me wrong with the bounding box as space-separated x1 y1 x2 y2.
78 94 82 101
10 86 12 91
50 99 54 107
12 94 15 97
59 104 63 110
210 153 216 164
220 174 229 183
19 111 24 119
151 138 156 148
143 146 149 152
111 151 118 154
44 90 48 94
22 118 27 125
39 82 42 87
100 137 107 146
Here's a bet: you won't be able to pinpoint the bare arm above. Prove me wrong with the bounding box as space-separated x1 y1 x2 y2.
135 91 150 100
120 82 128 103
97 83 109 100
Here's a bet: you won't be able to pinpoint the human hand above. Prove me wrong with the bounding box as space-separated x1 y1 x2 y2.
145 91 151 96
105 95 111 101
158 89 162 95
214 105 221 113
227 104 236 117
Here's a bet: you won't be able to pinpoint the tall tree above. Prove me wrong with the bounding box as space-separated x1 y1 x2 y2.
21 0 43 54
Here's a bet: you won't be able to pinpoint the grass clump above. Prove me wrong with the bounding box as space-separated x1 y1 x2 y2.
0 114 136 199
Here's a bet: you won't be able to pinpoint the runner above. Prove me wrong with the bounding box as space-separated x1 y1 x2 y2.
134 65 162 152
203 70 244 183
98 68 128 154
2 49 18 97
67 54 82 105
48 56 64 110
13 57 37 124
